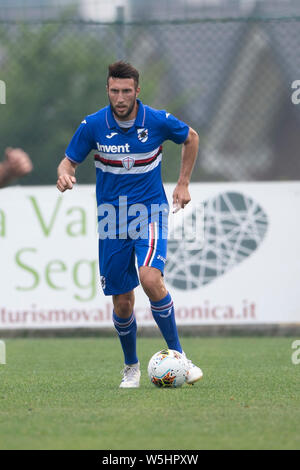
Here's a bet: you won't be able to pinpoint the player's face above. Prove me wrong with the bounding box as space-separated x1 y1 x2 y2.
107 78 140 120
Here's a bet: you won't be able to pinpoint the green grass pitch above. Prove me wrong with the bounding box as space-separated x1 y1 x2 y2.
0 336 299 450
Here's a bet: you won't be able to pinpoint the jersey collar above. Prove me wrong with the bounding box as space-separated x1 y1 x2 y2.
106 99 146 130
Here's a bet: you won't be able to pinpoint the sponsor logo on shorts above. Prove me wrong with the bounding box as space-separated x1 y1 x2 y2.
100 276 106 290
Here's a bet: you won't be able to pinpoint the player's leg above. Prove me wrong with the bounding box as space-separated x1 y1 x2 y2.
112 290 140 388
135 220 182 353
98 238 140 387
136 222 203 384
139 265 182 353
112 290 138 365
139 266 203 383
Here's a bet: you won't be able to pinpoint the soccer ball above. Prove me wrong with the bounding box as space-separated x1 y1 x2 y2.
147 349 188 388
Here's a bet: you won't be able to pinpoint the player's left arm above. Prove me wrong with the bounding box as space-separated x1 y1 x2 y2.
172 127 199 211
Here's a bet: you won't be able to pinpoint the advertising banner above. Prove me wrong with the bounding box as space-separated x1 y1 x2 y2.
0 182 299 329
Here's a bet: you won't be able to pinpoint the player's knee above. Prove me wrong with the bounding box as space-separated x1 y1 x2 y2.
139 269 154 290
113 292 134 318
139 267 163 297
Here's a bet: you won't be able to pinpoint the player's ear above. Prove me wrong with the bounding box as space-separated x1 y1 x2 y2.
136 86 141 97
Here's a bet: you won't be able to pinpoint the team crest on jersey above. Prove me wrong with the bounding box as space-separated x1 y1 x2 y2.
122 156 135 170
137 128 148 143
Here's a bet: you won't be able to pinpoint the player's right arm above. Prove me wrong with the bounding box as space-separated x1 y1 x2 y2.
57 116 94 192
57 157 78 192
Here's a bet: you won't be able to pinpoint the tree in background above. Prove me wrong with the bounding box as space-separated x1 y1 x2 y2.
0 23 113 185
0 22 190 185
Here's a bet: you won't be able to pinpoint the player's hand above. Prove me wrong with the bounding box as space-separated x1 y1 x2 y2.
4 147 33 177
57 174 76 192
172 183 191 213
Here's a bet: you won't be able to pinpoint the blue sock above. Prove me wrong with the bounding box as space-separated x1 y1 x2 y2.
112 311 138 365
150 292 182 353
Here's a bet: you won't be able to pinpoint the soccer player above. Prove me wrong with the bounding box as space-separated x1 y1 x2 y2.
57 61 203 388
0 147 33 188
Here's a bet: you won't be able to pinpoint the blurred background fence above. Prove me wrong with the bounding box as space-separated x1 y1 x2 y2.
1 0 300 185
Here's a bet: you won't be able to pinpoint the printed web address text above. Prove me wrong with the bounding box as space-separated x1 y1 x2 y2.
0 300 256 327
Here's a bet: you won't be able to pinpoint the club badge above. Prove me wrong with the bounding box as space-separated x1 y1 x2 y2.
137 128 148 143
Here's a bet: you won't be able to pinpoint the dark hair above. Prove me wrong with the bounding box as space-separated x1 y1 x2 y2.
107 61 139 88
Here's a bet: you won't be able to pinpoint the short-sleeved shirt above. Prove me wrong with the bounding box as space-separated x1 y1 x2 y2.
65 99 189 213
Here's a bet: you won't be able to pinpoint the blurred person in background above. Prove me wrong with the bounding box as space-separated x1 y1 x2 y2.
0 147 33 188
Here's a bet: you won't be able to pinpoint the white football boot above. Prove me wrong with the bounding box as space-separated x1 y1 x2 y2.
119 362 141 388
182 352 203 385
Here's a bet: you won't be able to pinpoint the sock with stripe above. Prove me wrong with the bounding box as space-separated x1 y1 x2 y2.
150 292 182 353
113 311 138 365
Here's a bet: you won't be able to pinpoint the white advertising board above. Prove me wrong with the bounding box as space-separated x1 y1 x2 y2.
0 182 299 329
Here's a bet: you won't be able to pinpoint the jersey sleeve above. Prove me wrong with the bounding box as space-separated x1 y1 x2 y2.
65 119 95 164
163 112 190 144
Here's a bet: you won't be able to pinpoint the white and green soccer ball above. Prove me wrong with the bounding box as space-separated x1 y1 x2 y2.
147 349 188 388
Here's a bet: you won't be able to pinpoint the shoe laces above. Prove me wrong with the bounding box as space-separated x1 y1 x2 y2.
187 359 196 369
182 352 195 369
121 364 139 380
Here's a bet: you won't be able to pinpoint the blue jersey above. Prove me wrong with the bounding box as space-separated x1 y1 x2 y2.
65 99 189 212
